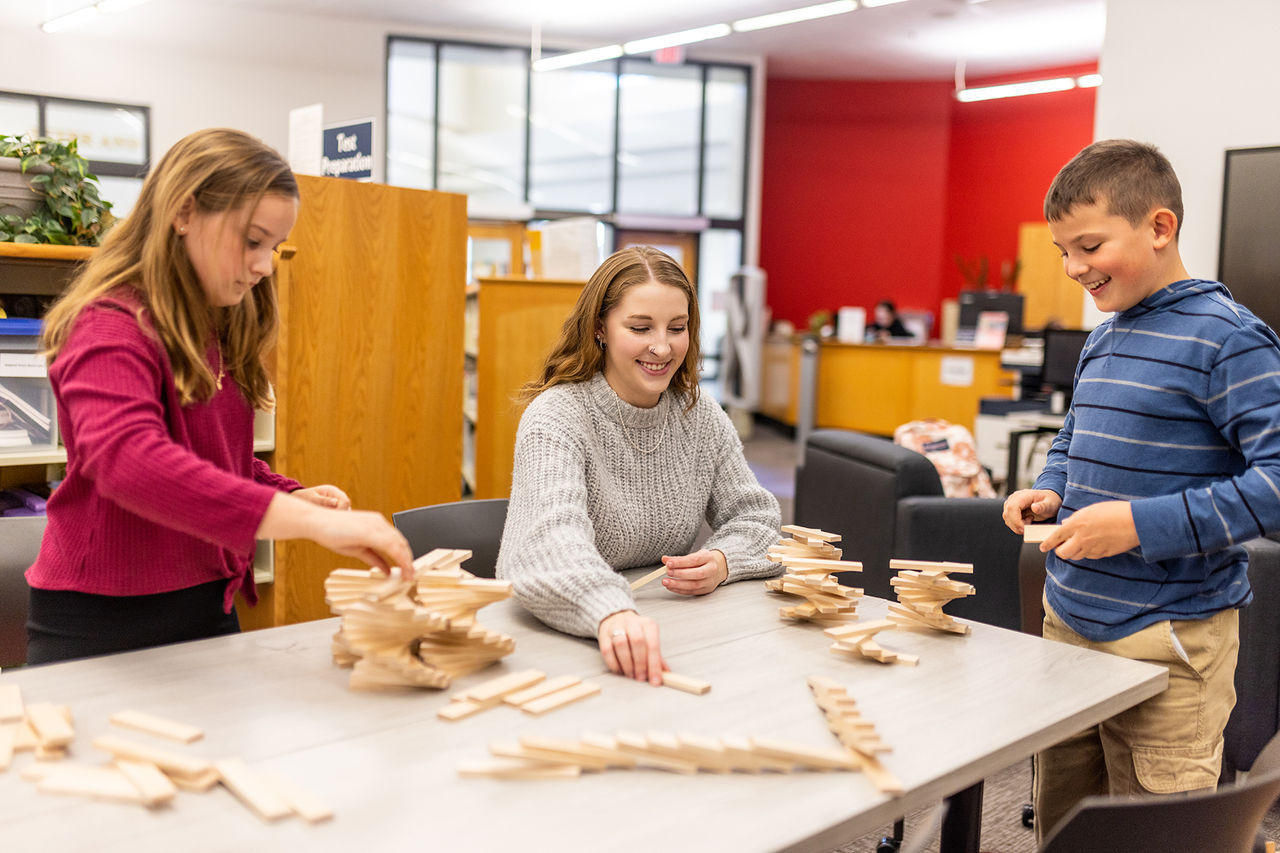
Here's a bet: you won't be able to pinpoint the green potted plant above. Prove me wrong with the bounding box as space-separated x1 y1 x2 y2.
0 135 114 246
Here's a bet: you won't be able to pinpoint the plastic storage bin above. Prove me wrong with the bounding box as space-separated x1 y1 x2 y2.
0 317 57 454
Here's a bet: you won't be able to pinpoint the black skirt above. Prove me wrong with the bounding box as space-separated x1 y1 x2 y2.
26 579 240 665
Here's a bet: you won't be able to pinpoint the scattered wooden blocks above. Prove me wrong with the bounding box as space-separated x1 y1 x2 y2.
92 734 215 782
807 676 902 794
215 758 293 822
1023 524 1060 543
766 525 865 625
326 548 516 691
110 710 204 744
661 672 711 695
26 703 74 750
437 670 602 720
115 759 179 806
888 559 975 636
824 619 920 666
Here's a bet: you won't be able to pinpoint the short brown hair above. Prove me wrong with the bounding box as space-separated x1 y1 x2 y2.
520 245 701 409
1045 139 1184 237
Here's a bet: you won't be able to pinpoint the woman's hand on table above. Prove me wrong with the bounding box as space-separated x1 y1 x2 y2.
597 610 667 686
659 549 728 595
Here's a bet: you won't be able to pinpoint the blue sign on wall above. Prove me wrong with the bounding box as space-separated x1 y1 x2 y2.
321 120 373 180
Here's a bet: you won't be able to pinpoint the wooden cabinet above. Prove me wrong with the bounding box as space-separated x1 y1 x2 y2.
467 276 585 499
1018 222 1084 329
240 175 468 629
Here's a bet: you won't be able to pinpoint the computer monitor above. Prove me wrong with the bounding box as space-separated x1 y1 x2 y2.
1041 328 1091 394
957 290 1025 338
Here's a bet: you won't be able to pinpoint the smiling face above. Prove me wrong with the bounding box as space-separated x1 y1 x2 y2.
1048 199 1176 314
598 279 691 407
175 192 297 308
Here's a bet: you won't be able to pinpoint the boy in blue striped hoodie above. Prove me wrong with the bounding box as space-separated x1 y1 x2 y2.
1004 139 1280 842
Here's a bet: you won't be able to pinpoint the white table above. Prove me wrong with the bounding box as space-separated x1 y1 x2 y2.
0 574 1166 852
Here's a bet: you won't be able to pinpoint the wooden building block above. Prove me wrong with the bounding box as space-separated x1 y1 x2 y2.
0 684 22 723
720 735 795 773
452 669 545 704
0 724 15 771
215 758 293 821
519 681 601 715
458 758 580 779
115 759 178 806
504 675 581 707
612 731 700 774
13 718 38 751
110 710 204 744
748 737 859 771
524 734 636 768
491 740 611 771
170 767 221 792
436 700 487 722
37 764 149 805
889 558 974 574
259 768 334 823
630 566 670 590
92 735 215 780
1023 524 1060 543
661 672 711 695
26 703 74 748
781 525 841 543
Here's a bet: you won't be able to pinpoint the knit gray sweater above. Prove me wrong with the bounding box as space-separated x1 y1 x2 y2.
496 372 782 638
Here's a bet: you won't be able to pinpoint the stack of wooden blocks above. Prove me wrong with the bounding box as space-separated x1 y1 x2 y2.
806 676 902 793
325 548 516 690
887 559 976 635
458 731 870 779
823 618 919 666
764 524 864 624
0 685 330 821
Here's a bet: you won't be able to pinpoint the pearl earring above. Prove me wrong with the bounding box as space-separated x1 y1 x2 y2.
596 335 606 350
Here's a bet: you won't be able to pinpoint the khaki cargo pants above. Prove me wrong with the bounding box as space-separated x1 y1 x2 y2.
1032 597 1239 845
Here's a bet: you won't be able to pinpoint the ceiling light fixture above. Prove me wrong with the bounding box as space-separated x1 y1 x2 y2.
531 44 624 73
41 0 152 33
955 74 1101 103
861 0 912 7
732 0 858 33
622 23 732 55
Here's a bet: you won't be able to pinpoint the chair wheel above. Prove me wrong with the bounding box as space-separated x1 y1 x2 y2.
876 838 901 853
1021 803 1035 828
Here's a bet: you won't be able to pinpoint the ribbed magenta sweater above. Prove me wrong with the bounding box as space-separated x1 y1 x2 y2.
26 292 300 612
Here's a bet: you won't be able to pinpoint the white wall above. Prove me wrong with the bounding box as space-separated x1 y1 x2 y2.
1094 0 1280 297
0 3 765 263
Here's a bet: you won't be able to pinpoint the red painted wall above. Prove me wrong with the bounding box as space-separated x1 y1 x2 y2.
942 63 1099 301
760 66 1097 330
760 79 954 329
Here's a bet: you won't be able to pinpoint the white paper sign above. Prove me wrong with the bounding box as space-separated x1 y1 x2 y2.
940 355 974 387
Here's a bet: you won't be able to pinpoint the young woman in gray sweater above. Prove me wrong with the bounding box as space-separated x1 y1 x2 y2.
496 246 781 685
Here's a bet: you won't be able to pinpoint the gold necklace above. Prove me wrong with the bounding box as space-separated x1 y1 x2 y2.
215 346 224 391
613 392 668 455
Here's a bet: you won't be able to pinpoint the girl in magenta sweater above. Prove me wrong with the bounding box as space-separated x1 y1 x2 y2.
25 128 412 664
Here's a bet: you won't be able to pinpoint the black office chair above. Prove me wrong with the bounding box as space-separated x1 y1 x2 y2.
392 499 508 579
1039 763 1280 853
0 516 47 669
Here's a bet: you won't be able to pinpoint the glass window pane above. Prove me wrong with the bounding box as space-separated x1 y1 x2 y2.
617 60 701 216
387 39 437 190
44 101 147 165
529 61 617 214
0 95 39 139
438 43 527 214
698 228 743 364
96 175 144 219
703 67 748 221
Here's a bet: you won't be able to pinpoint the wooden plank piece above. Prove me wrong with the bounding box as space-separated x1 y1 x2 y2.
26 703 74 748
93 735 215 779
0 724 15 771
37 764 149 805
504 675 581 707
115 759 179 806
661 672 711 695
110 709 204 744
1023 524 1060 543
519 681 601 715
0 684 23 723
259 768 335 823
458 758 581 779
215 758 293 821
629 566 669 590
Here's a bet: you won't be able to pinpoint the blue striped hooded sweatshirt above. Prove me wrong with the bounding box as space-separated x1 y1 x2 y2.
1036 279 1280 642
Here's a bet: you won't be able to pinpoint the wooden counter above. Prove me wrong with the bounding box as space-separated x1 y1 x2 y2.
760 338 1014 435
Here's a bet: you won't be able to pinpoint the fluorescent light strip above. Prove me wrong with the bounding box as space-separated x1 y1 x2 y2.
42 0 152 32
623 23 732 55
531 44 623 72
861 0 911 7
1076 73 1103 88
955 76 1076 103
733 0 857 33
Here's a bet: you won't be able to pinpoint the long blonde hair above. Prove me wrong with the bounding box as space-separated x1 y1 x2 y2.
520 245 701 410
41 128 297 409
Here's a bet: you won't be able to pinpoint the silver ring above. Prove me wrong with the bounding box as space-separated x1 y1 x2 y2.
612 629 626 638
